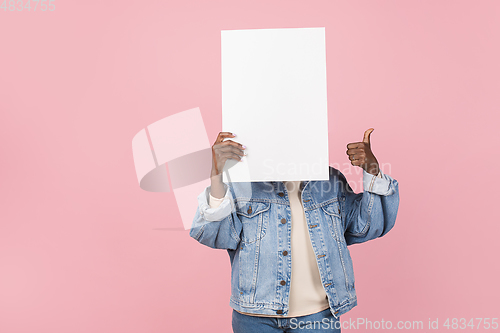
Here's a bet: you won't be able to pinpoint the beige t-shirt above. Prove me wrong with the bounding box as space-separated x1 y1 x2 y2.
209 180 329 318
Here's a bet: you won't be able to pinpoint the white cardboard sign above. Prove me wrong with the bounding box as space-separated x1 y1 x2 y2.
221 27 329 183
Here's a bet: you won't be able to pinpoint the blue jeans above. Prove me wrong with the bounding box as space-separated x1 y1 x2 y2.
232 308 341 333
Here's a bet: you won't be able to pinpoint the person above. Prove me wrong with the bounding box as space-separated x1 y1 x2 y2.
189 129 400 332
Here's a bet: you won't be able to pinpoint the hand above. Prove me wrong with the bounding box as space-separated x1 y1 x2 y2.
346 128 380 176
211 132 246 178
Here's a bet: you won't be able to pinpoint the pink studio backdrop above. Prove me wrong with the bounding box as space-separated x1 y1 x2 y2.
1 1 499 332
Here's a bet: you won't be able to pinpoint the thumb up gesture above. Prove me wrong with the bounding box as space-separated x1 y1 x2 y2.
346 128 380 176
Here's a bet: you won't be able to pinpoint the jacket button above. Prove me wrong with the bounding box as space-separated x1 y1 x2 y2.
303 199 310 202
278 192 284 197
281 218 287 224
282 250 288 256
247 206 252 214
280 280 286 286
338 208 341 214
276 310 283 314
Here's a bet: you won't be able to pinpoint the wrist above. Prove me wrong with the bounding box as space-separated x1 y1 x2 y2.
364 162 380 176
210 174 226 199
210 172 222 182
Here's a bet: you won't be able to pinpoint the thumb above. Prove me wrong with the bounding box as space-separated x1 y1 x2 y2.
363 128 374 145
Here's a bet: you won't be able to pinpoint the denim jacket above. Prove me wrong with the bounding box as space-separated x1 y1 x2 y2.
189 167 399 319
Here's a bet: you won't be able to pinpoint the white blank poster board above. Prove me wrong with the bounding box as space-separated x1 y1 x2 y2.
221 27 329 183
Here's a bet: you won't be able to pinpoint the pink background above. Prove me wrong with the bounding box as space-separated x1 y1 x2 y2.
1 1 499 332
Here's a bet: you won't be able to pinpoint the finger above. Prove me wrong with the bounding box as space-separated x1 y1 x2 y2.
363 128 374 145
348 154 365 161
218 131 236 137
215 132 236 144
349 154 366 162
346 148 364 156
216 145 246 157
214 141 246 155
347 142 364 149
220 152 244 162
351 156 366 165
217 139 246 149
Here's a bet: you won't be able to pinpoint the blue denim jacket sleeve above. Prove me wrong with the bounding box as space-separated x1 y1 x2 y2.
342 169 400 245
189 183 242 250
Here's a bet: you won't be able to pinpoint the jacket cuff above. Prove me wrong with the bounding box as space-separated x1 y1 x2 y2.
197 183 234 221
363 169 392 195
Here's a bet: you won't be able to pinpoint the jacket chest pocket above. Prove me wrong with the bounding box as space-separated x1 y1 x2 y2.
320 201 345 243
236 201 271 244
